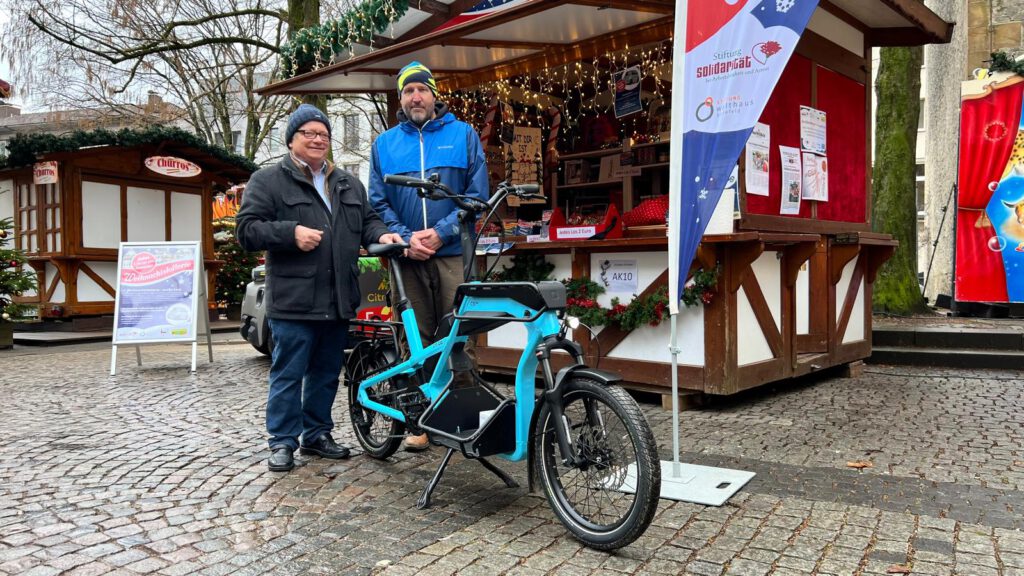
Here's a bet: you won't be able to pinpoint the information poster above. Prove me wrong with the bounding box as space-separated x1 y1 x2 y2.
613 65 643 118
112 242 201 344
507 126 542 185
744 122 770 196
600 259 639 293
800 106 827 155
801 152 829 201
779 146 803 215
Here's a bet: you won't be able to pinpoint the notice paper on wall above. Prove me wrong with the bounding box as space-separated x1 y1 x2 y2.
779 146 802 215
744 122 770 197
801 152 828 201
800 106 827 155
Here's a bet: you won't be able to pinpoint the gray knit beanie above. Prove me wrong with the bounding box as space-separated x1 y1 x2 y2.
285 104 331 144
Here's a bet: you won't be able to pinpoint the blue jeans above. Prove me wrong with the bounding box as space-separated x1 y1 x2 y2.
266 318 348 450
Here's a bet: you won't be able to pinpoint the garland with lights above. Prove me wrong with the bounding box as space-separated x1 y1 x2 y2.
490 254 718 330
0 217 39 325
0 125 257 173
281 0 410 78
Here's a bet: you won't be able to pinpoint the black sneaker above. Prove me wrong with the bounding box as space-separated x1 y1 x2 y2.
300 433 351 459
268 446 294 472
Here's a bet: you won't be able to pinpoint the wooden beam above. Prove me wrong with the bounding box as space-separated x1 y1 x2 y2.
724 240 764 294
830 244 860 285
877 0 954 44
782 241 819 287
438 38 558 51
393 0 480 43
864 244 896 284
568 0 674 14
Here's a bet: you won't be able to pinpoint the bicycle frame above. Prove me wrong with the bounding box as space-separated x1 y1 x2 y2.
355 275 561 461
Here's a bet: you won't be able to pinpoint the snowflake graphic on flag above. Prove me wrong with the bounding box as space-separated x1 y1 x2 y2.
776 0 795 12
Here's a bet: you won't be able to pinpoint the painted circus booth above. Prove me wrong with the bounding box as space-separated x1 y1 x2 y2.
0 127 254 320
956 61 1024 306
260 0 952 397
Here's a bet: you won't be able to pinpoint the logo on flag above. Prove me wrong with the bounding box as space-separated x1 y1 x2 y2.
669 0 820 313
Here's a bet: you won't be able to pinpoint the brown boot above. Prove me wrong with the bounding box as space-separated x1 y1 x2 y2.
402 433 430 452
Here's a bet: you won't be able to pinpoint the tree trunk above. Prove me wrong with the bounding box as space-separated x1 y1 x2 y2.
872 46 927 314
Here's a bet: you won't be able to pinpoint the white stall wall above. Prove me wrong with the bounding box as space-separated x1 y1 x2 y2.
807 8 863 56
607 303 704 366
737 252 782 365
171 192 203 241
0 179 13 222
81 181 121 249
796 264 810 335
484 253 572 349
127 187 166 242
77 262 118 301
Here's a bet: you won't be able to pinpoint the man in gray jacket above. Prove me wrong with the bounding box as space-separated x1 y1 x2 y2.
237 104 402 472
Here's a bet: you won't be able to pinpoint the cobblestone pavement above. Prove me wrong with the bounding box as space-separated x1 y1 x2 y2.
1 342 1022 575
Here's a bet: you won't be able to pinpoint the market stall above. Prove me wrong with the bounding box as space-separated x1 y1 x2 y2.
0 128 253 319
259 0 952 396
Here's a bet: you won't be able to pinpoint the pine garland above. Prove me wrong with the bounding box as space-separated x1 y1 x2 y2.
281 0 410 78
488 253 718 329
988 51 1024 76
0 125 257 174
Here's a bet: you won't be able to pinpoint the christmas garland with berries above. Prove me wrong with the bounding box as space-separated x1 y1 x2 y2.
490 253 718 330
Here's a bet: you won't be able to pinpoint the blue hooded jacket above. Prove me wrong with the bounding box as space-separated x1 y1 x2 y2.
369 102 489 257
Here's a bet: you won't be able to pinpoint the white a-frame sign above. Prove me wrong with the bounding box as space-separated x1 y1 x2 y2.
110 241 213 374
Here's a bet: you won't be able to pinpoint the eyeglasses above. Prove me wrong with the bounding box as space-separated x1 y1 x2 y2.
296 129 330 141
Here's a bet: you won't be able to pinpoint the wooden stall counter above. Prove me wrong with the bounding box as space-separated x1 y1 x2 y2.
477 231 892 399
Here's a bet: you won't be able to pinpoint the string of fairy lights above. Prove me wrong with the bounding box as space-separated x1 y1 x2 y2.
283 0 676 153
442 40 675 152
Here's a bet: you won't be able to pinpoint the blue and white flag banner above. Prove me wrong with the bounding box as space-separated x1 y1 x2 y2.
668 0 819 313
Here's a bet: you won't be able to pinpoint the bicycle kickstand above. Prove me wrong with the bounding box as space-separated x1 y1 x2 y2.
417 448 455 510
477 457 519 489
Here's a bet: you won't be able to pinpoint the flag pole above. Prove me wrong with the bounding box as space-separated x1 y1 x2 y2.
666 0 689 480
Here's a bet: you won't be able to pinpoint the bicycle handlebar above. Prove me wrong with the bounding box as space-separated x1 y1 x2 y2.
383 173 542 213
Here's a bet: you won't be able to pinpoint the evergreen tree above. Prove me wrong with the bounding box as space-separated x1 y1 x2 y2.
0 217 39 323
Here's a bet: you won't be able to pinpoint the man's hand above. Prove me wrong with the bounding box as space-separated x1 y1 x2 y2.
409 228 441 260
377 232 403 244
294 225 323 251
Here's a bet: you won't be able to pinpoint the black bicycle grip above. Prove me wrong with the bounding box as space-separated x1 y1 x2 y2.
516 183 541 194
383 174 430 188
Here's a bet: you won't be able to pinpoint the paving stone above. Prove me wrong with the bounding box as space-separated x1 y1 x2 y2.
3 346 1020 575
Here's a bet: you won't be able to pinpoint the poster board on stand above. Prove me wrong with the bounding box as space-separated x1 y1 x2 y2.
110 241 213 374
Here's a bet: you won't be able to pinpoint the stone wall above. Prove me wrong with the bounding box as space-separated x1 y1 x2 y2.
923 0 968 302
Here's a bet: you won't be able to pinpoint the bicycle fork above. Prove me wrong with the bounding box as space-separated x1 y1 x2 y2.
535 336 586 469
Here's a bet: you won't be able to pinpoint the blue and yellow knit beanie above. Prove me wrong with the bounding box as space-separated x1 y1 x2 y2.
397 61 437 95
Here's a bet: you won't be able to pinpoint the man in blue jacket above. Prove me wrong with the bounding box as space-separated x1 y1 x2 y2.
370 61 489 451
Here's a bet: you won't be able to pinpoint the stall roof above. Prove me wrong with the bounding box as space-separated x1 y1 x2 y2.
258 0 953 96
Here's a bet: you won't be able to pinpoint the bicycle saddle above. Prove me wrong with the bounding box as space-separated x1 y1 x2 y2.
366 242 410 258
